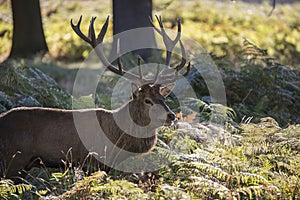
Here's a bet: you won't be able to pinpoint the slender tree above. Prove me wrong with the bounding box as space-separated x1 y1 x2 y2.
9 0 48 58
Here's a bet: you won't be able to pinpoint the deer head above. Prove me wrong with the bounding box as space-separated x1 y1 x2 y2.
0 16 192 178
71 15 190 128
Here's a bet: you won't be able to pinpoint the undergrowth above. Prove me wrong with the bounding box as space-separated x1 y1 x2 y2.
188 39 300 126
0 0 299 199
2 120 299 199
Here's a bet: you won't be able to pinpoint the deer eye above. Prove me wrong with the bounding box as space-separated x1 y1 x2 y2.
144 98 153 105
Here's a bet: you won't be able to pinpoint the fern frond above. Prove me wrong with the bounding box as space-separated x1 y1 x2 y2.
0 179 33 199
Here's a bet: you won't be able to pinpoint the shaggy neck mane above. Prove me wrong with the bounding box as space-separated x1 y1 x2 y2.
97 102 158 154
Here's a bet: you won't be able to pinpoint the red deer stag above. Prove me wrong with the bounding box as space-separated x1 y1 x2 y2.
0 15 190 178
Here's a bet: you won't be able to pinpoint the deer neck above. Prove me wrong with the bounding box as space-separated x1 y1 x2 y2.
95 102 157 154
113 101 158 135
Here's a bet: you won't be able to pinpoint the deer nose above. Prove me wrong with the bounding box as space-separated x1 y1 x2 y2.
167 113 176 121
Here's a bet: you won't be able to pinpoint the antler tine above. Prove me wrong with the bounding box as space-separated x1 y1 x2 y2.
182 62 191 76
150 15 182 66
71 16 144 85
153 64 160 84
149 15 191 86
137 56 143 80
149 16 162 35
156 15 165 34
174 18 181 45
116 38 123 74
174 40 187 71
70 16 101 48
88 17 97 47
158 62 191 85
136 56 161 85
70 16 92 46
96 16 109 44
154 38 190 85
94 39 143 85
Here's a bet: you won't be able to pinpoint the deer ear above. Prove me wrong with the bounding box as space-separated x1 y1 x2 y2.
131 83 140 99
160 83 175 97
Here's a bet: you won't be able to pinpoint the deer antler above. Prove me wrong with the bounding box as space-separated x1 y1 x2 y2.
71 16 159 85
149 15 190 85
71 15 190 86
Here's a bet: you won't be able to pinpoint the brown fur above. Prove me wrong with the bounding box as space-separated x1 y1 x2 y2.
0 84 175 178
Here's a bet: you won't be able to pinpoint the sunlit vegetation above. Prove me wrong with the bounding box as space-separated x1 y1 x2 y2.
0 0 299 65
1 119 300 199
212 40 300 126
155 0 300 67
0 0 299 199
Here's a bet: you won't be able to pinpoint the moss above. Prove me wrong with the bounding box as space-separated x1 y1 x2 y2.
0 60 71 111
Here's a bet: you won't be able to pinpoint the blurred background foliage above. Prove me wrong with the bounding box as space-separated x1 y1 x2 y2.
0 0 299 66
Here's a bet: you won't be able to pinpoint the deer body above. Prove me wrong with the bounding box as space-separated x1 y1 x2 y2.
0 15 190 178
0 85 175 178
0 107 90 177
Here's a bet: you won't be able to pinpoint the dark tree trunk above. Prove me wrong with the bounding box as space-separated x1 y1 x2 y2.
112 0 156 60
9 0 48 58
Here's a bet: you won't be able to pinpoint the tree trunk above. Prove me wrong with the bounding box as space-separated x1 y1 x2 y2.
112 0 156 61
9 0 48 58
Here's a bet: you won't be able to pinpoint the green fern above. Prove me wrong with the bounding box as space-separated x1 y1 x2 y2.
241 39 281 67
0 179 32 199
